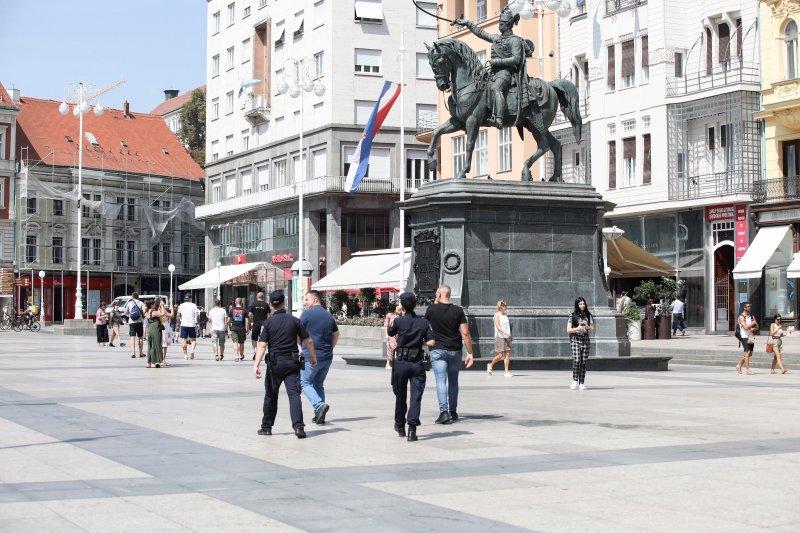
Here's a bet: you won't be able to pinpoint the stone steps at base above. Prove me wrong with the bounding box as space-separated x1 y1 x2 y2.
343 355 671 371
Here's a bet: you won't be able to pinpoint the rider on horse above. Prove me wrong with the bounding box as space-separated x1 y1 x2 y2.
452 7 542 128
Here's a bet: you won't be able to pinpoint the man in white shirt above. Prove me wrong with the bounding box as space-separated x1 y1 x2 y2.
672 295 686 336
178 294 200 359
208 299 228 361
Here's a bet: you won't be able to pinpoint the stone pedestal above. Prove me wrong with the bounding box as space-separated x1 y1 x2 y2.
404 180 630 359
54 319 97 336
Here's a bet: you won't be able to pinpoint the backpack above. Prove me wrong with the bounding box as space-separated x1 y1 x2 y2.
129 300 142 321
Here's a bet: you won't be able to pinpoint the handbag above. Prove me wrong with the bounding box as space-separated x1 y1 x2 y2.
747 332 755 344
766 343 774 353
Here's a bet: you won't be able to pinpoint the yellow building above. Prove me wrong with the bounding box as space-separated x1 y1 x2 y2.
418 0 559 182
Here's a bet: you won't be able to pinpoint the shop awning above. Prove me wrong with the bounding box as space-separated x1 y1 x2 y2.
313 248 411 291
354 0 384 21
178 261 277 291
733 225 792 280
785 252 800 278
606 237 676 278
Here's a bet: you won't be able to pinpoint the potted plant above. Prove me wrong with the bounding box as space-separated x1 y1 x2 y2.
655 277 686 340
655 298 673 339
624 303 642 341
633 280 659 340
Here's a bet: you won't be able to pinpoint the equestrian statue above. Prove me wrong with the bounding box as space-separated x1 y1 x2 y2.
421 4 582 182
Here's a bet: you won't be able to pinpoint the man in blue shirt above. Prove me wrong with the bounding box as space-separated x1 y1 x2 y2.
300 290 339 425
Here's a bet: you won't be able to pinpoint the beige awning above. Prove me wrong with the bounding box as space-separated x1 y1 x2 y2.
313 248 411 291
733 225 792 280
607 237 676 278
178 261 281 290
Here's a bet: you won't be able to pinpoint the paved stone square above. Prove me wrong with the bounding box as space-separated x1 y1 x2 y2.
0 332 798 532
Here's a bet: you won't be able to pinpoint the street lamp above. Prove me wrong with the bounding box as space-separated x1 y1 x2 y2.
58 81 119 320
215 261 222 303
277 57 325 316
38 270 45 324
168 264 175 307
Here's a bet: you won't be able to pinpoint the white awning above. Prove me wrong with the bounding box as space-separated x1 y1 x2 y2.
732 225 792 280
313 248 411 291
179 262 273 291
354 0 384 21
787 252 800 278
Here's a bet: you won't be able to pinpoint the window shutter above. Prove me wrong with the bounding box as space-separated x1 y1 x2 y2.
607 45 615 87
705 28 713 75
718 23 730 64
643 134 651 184
623 137 636 159
736 18 742 57
621 40 634 78
608 141 617 189
641 35 649 68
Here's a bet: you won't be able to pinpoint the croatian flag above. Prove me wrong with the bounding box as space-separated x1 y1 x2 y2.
345 81 402 193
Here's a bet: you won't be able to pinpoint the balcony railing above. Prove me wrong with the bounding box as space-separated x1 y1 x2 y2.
605 0 646 17
668 171 753 201
244 93 269 126
417 112 438 136
666 60 759 97
752 175 800 203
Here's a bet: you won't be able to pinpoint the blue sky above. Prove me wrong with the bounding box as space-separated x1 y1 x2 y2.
0 0 206 113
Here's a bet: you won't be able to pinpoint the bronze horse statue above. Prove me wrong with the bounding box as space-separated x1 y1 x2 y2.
425 39 582 182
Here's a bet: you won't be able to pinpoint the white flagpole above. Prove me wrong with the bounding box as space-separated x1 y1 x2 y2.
399 29 406 293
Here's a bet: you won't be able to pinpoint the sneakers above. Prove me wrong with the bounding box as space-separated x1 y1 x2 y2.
504 372 514 377
183 353 189 360
257 428 272 436
215 355 221 361
434 411 452 424
314 403 330 425
570 381 578 390
486 363 493 376
190 351 195 360
579 384 587 390
449 411 458 421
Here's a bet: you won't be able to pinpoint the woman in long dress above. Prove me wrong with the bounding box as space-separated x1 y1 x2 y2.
145 298 168 368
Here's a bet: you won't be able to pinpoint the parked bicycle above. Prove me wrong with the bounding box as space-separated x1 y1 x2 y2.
9 315 41 332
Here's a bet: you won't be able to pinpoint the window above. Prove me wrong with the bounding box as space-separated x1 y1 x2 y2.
274 69 284 95
354 100 375 125
212 97 219 120
718 22 731 70
608 141 617 189
607 44 615 91
292 153 307 182
161 242 170 268
641 35 649 82
673 51 684 77
275 24 285 47
643 134 651 185
259 0 267 8
241 129 250 151
274 160 287 187
354 0 384 23
52 237 63 264
241 169 253 194
0 130 5 160
116 240 124 267
127 198 135 221
93 238 101 266
243 4 250 18
416 53 434 79
312 148 327 178
786 21 798 80
27 197 37 215
406 149 433 189
705 27 713 76
293 11 304 40
53 199 63 216
212 54 220 77
82 238 101 266
623 137 636 187
622 119 636 132
354 48 381 74
226 91 234 115
452 135 466 177
476 0 487 22
257 165 270 191
721 124 733 171
226 46 235 70
621 40 634 88
416 1 436 27
242 38 251 63
476 49 487 66
227 2 235 26
475 129 488 176
26 235 37 263
498 127 512 172
313 102 324 126
211 140 219 161
116 197 124 220
314 51 324 77
127 241 135 267
608 123 616 135
213 11 220 34
226 174 237 199
183 244 191 269
152 244 160 268
212 179 221 202
416 103 437 130
643 116 650 128
82 193 100 219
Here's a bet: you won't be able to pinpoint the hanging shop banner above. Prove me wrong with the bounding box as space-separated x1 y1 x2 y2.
735 204 748 264
705 204 735 222
233 254 247 265
0 268 14 296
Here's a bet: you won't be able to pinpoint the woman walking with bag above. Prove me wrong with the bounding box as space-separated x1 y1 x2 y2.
108 302 124 348
736 302 758 375
95 302 109 346
768 314 789 375
567 297 595 390
488 299 513 377
161 300 175 366
145 298 167 368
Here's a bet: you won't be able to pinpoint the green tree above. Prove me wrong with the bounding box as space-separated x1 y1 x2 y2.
177 89 206 168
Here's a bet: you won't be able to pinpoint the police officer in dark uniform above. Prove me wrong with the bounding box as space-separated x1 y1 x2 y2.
388 292 434 442
253 290 317 439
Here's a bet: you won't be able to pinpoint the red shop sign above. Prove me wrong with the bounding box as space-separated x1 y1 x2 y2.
735 204 748 264
233 254 247 265
705 204 735 222
272 253 294 264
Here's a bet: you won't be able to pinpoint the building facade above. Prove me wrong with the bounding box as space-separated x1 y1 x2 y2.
201 0 437 303
555 0 760 332
151 86 207 138
14 97 205 322
0 83 20 313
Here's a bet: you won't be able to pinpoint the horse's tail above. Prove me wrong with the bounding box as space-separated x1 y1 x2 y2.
551 79 582 144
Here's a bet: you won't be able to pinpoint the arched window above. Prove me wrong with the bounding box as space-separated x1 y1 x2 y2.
786 20 798 79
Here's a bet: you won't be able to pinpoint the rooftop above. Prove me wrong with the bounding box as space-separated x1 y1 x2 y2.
0 81 19 111
150 85 206 117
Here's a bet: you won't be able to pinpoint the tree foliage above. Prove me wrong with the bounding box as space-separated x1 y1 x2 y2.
177 89 206 168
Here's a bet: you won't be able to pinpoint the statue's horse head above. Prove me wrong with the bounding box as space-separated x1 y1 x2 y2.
425 41 454 92
425 39 484 93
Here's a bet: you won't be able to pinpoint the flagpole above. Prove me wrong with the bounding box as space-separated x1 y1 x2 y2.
399 29 406 293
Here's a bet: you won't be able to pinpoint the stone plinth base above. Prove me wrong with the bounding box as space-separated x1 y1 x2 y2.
54 319 97 336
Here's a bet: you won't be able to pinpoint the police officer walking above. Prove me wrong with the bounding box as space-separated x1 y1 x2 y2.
253 290 317 439
388 292 435 442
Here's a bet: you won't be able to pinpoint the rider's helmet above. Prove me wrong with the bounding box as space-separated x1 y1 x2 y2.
499 6 520 26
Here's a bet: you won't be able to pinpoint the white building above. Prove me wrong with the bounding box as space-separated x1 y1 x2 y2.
200 0 437 304
151 87 206 138
553 0 760 332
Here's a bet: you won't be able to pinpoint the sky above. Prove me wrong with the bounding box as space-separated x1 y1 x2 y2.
0 0 206 114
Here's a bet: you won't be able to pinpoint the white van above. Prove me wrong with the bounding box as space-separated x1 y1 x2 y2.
106 294 170 318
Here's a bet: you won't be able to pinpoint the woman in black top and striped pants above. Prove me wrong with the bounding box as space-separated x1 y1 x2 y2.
567 297 594 390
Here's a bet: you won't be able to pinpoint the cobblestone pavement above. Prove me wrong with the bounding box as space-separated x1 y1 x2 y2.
0 333 798 532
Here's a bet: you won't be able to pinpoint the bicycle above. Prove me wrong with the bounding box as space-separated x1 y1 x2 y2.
12 315 40 332
0 315 12 331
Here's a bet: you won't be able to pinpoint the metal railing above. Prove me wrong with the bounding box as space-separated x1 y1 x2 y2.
668 171 753 201
666 60 759 97
752 175 800 203
416 112 438 135
605 0 646 17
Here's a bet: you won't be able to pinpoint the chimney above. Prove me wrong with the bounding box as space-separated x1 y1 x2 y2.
123 100 131 118
9 88 20 103
164 89 179 101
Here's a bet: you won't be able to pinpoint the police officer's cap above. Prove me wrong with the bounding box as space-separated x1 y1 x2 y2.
269 290 285 306
399 291 416 308
184 293 192 301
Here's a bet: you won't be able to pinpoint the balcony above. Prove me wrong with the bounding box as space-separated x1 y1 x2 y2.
415 111 438 143
243 93 270 126
668 171 753 201
196 175 403 220
752 175 800 204
667 60 759 97
605 0 646 17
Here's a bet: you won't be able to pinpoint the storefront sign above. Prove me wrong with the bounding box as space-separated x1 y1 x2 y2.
271 253 293 264
735 205 748 264
233 254 247 265
0 268 14 296
14 277 31 288
705 204 735 222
